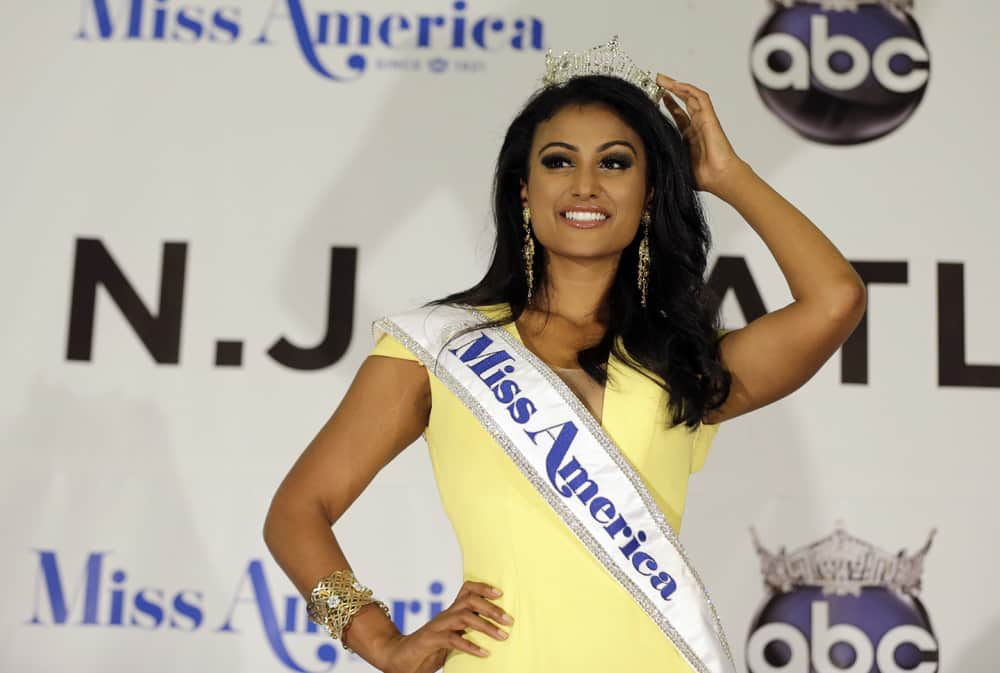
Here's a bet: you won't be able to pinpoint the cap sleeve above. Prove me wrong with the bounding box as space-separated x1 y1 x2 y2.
687 327 731 473
369 332 421 364
690 420 720 474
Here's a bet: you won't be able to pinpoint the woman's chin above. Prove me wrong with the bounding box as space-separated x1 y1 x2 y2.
544 244 627 263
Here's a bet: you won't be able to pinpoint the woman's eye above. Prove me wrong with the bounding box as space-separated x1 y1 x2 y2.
601 155 633 169
539 154 633 170
541 154 572 169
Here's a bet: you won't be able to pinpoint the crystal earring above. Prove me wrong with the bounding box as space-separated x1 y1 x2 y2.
638 210 651 308
522 206 535 304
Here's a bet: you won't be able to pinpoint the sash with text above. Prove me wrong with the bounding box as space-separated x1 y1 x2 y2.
374 304 734 673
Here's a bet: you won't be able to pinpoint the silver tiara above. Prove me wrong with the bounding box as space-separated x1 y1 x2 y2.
752 527 935 597
542 35 666 103
770 0 914 11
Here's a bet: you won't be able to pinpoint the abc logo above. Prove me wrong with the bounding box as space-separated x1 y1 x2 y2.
750 3 931 144
747 588 939 673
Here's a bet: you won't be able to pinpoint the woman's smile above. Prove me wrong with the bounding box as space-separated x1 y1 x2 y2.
559 208 612 229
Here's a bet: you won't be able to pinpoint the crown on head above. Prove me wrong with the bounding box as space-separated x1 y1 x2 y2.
542 35 666 104
752 527 935 597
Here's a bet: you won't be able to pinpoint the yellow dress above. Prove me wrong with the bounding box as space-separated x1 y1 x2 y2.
369 304 721 672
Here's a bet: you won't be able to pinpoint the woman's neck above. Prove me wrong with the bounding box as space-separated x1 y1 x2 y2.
529 253 618 326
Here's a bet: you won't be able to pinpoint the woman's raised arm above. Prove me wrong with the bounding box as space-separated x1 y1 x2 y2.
656 74 867 424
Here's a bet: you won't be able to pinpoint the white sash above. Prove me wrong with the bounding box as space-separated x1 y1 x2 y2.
374 304 735 673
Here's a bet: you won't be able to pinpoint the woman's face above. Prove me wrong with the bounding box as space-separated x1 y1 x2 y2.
521 103 650 264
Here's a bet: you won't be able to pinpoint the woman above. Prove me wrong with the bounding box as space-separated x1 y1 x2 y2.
263 41 866 673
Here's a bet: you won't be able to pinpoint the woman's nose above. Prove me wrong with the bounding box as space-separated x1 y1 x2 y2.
570 165 599 198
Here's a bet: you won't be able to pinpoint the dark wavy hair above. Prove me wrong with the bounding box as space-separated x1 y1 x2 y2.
433 74 730 429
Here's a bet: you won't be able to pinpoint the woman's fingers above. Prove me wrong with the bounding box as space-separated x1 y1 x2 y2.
436 600 511 640
457 610 510 641
457 580 502 600
658 74 718 118
466 595 515 626
418 579 513 661
445 631 490 657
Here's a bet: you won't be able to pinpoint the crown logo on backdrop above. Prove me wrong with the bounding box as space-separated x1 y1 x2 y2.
542 36 666 103
751 527 935 597
769 0 913 12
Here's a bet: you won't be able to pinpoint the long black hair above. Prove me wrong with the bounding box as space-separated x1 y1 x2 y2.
433 74 730 429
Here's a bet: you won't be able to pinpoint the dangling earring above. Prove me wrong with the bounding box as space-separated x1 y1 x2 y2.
522 206 535 304
638 210 651 308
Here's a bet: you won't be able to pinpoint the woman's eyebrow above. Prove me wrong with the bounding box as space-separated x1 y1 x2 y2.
538 140 638 156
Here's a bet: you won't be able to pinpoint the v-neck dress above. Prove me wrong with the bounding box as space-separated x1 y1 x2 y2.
368 304 721 672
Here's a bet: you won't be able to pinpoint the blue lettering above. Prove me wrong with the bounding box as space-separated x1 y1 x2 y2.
620 530 647 559
174 7 203 41
255 0 365 82
416 15 446 47
471 17 504 50
170 590 204 630
210 7 240 43
153 0 168 39
491 378 521 404
127 0 143 36
526 421 580 496
428 580 446 619
281 595 298 633
28 550 103 625
315 12 371 46
507 396 537 424
217 560 332 673
588 496 616 524
77 0 544 85
631 552 658 577
378 13 410 47
605 514 632 540
509 17 544 50
109 569 127 626
651 571 677 600
468 351 514 378
451 0 467 47
482 363 514 387
131 588 165 628
76 0 143 40
554 456 599 504
447 332 493 360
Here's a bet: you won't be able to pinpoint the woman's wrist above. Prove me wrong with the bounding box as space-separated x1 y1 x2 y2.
706 158 756 203
342 603 402 671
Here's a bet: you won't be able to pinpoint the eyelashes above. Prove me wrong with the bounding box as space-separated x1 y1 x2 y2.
540 153 634 170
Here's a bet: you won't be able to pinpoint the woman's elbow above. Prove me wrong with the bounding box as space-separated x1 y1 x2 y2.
827 277 868 331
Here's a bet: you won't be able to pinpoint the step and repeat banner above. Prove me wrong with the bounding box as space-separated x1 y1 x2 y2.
2 1 996 672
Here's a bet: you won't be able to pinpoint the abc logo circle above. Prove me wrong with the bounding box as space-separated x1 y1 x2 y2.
750 3 931 144
747 587 938 673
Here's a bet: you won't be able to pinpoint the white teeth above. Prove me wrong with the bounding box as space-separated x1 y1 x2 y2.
563 211 608 222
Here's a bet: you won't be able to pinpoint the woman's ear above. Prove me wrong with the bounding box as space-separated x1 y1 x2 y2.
520 180 528 207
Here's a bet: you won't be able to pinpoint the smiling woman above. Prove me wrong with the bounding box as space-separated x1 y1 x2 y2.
263 37 866 673
436 74 732 430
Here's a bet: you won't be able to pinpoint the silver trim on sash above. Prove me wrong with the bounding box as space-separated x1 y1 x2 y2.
374 304 735 673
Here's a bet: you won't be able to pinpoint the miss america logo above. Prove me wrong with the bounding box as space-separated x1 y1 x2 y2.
75 0 545 82
28 550 452 671
447 331 680 601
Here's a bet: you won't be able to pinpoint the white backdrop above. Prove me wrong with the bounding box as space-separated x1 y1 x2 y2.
2 1 997 672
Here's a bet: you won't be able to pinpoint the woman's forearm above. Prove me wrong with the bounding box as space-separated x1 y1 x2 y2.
263 501 400 670
715 160 864 306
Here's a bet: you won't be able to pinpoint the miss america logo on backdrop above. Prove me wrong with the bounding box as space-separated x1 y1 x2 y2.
28 549 449 671
75 0 545 81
